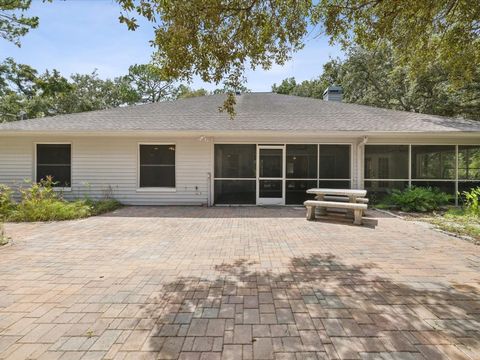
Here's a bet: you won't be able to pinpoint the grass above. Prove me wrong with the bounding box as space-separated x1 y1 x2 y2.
415 209 480 245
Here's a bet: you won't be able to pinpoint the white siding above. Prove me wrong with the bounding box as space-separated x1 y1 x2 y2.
0 136 212 205
1 133 479 205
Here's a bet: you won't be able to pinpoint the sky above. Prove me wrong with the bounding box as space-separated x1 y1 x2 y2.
1 0 344 92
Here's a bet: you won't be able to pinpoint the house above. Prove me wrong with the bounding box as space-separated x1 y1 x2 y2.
0 91 479 206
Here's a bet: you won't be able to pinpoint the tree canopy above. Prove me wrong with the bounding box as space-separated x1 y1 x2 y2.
0 0 40 46
272 45 480 120
117 0 480 114
0 58 215 122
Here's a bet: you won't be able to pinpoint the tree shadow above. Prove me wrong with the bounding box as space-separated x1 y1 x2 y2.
138 254 480 359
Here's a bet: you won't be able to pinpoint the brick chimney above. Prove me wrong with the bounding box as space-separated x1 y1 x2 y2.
323 85 343 102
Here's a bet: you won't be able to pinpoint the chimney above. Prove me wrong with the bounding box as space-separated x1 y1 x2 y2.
323 85 343 102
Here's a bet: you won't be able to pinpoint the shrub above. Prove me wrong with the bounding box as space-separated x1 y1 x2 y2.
0 179 122 222
5 178 92 222
0 184 14 220
88 198 122 216
8 198 92 222
462 187 480 216
386 186 452 212
0 223 8 246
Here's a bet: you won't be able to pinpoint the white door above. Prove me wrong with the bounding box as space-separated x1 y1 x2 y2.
257 145 285 205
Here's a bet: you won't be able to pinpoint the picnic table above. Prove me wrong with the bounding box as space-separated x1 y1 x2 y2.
305 188 368 223
306 188 367 203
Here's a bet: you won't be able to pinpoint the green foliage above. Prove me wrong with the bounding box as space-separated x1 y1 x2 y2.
0 0 40 46
116 0 480 115
0 222 7 246
128 64 174 103
0 57 218 122
0 184 14 220
0 179 122 222
386 186 452 212
461 187 480 216
175 85 209 99
424 209 480 244
273 44 480 120
7 177 89 222
87 198 122 216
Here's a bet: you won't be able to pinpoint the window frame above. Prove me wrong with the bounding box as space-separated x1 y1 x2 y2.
137 142 177 192
212 142 354 205
364 143 480 205
34 142 72 191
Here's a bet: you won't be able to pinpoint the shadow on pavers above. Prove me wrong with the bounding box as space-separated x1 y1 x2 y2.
138 254 480 359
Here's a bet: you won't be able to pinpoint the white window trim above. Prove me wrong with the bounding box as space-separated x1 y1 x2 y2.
136 142 177 192
34 142 72 192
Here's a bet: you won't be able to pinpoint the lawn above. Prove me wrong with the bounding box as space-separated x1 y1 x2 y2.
418 209 480 245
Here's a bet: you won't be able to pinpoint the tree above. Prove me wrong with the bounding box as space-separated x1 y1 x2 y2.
272 45 480 120
116 0 480 115
175 85 209 99
0 59 141 122
128 64 174 103
0 0 40 46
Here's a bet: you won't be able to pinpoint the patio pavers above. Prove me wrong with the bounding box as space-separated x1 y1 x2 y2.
0 206 479 359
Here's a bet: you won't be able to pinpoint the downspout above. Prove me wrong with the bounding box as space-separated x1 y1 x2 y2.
357 136 368 189
207 172 212 206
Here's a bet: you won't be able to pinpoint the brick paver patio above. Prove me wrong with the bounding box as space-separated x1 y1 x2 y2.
0 206 479 360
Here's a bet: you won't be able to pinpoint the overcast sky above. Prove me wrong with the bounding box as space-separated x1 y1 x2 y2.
1 0 344 91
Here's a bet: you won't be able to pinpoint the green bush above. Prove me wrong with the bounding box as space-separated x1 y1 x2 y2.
0 184 15 220
385 186 452 212
0 222 8 246
462 187 480 216
88 198 122 216
0 178 122 222
9 199 91 222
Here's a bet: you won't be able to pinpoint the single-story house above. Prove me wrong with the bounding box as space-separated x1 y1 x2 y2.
0 90 479 206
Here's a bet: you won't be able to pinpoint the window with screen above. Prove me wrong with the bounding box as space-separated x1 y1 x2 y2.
139 144 176 188
36 144 71 187
214 144 256 204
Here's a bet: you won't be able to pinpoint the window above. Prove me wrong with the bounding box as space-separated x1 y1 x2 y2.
36 144 71 187
286 145 317 179
285 145 318 204
364 144 480 203
214 144 256 204
139 144 175 188
458 145 480 196
215 144 256 178
319 145 350 179
364 145 409 179
458 145 480 180
411 145 455 179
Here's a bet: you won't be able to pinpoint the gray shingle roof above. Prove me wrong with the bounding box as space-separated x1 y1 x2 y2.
1 92 479 133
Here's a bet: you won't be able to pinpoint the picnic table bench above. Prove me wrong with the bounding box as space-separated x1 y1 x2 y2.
304 188 368 225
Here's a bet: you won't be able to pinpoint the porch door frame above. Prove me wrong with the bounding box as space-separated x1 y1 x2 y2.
256 144 286 205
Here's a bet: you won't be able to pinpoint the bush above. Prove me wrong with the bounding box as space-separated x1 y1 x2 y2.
462 187 480 216
385 186 452 212
7 178 91 221
0 184 14 220
9 199 91 222
0 223 8 246
88 198 122 216
0 178 122 222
